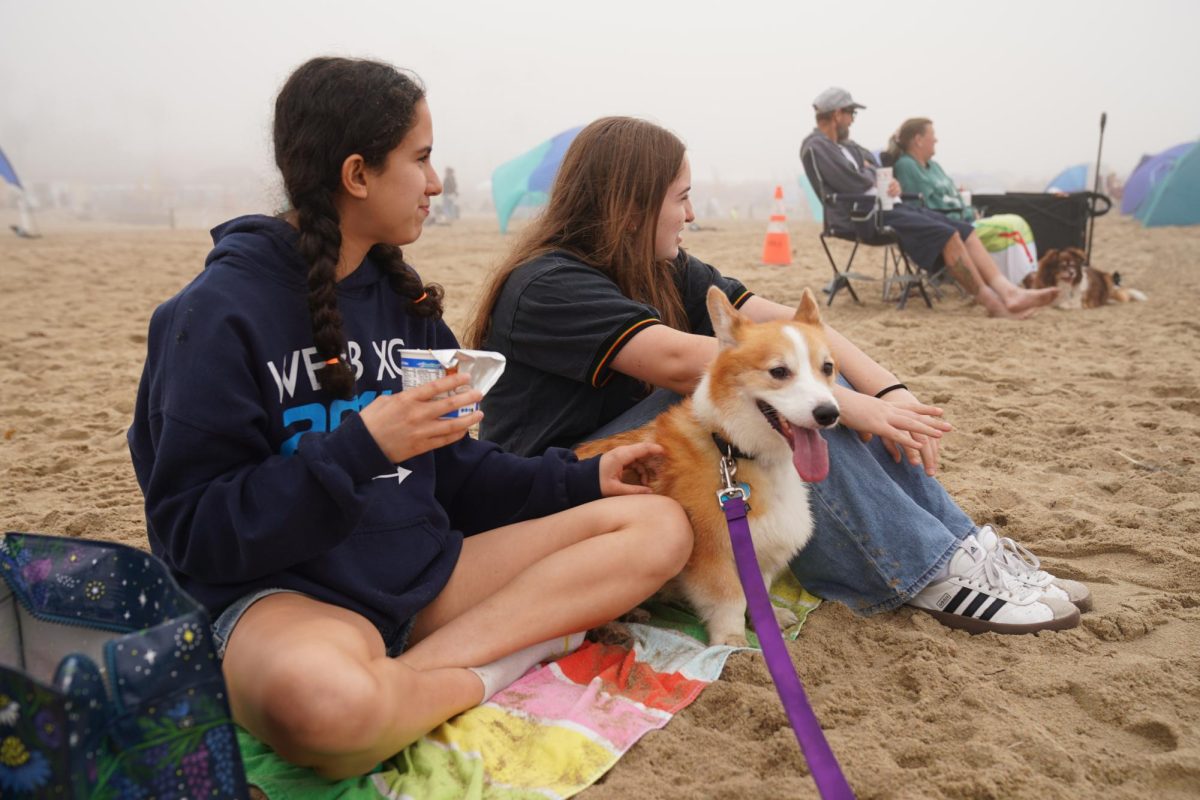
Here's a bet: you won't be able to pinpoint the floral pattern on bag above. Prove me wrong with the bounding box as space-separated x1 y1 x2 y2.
0 532 249 799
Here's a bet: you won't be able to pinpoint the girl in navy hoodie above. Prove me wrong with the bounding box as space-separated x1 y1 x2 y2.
128 58 691 779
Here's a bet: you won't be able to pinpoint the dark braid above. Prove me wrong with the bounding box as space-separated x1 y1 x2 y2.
296 191 354 396
274 57 439 398
369 244 445 319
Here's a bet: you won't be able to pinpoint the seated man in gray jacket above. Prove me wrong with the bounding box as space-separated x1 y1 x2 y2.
800 87 1056 318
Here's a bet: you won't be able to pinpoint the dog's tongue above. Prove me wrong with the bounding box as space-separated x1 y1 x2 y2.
783 422 830 483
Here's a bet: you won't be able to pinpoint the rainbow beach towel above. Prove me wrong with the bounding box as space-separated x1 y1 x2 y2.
238 577 820 799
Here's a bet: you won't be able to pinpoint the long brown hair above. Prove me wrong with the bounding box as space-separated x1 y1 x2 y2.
464 116 688 348
884 117 932 165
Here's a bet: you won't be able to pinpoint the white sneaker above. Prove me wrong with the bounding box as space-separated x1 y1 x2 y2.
975 525 1093 612
909 535 1080 634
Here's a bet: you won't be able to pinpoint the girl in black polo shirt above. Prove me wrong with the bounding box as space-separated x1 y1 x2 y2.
466 116 1091 637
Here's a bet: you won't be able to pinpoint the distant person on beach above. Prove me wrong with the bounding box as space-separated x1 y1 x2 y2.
800 88 1057 319
887 117 1039 285
127 58 690 779
465 116 1091 638
442 165 459 221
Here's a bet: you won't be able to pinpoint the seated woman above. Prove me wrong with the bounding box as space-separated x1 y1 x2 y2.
465 116 1091 639
127 60 691 780
889 117 1038 286
800 88 1056 319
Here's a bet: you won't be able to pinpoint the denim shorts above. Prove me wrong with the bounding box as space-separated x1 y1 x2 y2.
211 588 413 659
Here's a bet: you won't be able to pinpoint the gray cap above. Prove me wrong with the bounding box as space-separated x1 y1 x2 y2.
812 87 865 114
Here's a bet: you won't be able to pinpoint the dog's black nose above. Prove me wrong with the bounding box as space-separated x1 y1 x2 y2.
813 403 839 427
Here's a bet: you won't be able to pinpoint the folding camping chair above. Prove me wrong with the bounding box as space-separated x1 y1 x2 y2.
802 148 933 310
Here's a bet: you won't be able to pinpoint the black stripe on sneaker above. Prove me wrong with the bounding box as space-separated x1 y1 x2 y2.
943 587 973 614
963 593 989 618
979 598 1006 621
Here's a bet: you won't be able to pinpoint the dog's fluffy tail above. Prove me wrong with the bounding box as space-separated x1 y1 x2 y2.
1126 288 1148 302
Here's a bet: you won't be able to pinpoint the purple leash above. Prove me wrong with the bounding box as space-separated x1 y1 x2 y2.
719 485 855 799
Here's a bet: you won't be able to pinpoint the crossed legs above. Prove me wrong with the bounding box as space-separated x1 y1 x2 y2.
942 232 1057 318
221 494 691 779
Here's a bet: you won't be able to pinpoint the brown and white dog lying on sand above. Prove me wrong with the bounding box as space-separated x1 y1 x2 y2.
576 287 839 646
1023 247 1147 310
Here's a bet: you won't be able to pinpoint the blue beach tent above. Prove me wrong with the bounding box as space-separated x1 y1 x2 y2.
0 146 23 190
1044 163 1089 193
1136 141 1200 227
491 126 582 233
1121 141 1195 216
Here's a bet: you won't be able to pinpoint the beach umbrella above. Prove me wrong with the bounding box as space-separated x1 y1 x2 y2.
1137 141 1200 227
1 145 39 237
1044 163 1089 193
1121 141 1195 215
491 126 583 233
0 146 23 190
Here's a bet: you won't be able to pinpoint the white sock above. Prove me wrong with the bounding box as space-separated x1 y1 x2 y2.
468 631 586 702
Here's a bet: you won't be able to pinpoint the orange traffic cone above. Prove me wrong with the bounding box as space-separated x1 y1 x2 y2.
761 185 792 265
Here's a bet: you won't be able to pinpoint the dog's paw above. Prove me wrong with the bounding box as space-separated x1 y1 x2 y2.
772 606 799 629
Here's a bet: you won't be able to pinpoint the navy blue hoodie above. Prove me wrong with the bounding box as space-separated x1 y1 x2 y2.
128 215 601 646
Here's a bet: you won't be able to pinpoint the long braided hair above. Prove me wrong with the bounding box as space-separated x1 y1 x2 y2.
273 57 444 398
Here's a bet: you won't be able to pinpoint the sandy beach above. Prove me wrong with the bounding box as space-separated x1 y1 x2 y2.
1 213 1197 799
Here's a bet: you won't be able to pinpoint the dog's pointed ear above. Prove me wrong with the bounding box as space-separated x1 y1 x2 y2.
794 287 822 326
706 286 743 349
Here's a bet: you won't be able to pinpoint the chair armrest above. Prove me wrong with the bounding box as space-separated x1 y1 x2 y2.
829 194 882 224
824 192 876 204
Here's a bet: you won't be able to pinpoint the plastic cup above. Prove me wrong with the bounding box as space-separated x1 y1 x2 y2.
876 167 894 211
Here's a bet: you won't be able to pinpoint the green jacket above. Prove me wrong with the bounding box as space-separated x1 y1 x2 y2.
892 154 975 221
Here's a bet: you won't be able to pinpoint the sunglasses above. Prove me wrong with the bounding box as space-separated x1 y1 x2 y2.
840 108 858 118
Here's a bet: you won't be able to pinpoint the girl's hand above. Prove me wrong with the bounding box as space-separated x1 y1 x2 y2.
836 389 951 476
359 372 484 463
878 389 946 473
597 442 664 497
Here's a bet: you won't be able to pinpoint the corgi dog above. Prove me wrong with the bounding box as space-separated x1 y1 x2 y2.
576 287 840 646
1023 247 1147 310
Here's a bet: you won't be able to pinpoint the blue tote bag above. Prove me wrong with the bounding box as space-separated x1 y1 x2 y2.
0 532 249 799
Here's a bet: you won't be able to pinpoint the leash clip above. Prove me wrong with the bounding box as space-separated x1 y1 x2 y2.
716 449 749 508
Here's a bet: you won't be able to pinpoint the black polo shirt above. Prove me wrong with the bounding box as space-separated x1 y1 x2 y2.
480 250 752 456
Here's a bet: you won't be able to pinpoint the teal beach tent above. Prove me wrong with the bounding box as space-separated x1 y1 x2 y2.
797 173 823 223
491 126 582 233
1121 141 1193 216
1137 141 1200 227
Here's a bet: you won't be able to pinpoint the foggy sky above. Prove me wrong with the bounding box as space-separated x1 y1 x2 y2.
2 0 1198 195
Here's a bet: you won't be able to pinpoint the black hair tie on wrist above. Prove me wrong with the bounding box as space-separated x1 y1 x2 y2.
874 383 908 399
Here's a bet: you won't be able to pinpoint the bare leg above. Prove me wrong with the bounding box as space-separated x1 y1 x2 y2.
405 495 690 667
941 236 1026 318
222 595 483 779
963 232 1057 312
221 495 691 779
